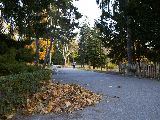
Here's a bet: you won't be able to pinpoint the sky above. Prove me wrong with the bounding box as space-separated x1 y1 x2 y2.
72 0 102 27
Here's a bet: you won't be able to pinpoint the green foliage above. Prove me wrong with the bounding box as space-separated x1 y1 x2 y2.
1 0 82 67
0 62 41 76
0 69 51 115
0 49 39 76
0 34 17 50
96 0 160 63
0 33 35 64
106 62 117 69
79 24 106 68
0 41 8 54
16 48 34 62
52 50 64 65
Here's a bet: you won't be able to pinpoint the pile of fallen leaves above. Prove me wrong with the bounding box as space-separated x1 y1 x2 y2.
21 80 102 115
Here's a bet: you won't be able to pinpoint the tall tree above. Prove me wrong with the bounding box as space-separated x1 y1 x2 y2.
0 0 82 67
79 24 106 69
96 0 160 65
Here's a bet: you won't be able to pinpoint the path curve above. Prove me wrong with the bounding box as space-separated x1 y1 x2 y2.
16 68 160 120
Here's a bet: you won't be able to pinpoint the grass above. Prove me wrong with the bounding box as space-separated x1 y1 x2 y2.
77 65 119 73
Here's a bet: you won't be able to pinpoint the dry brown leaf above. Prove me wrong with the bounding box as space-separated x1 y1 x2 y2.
65 101 71 107
21 80 102 115
47 101 53 112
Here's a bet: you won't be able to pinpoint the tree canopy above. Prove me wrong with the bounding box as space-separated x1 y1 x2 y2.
96 0 160 63
0 0 82 66
78 23 106 68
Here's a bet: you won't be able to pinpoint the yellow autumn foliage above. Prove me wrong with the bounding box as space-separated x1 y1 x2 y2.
25 38 54 60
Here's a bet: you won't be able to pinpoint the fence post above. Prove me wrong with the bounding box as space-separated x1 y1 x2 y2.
157 63 160 79
137 62 140 78
119 62 160 79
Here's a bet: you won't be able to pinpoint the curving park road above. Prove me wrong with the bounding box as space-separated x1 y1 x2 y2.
16 68 160 120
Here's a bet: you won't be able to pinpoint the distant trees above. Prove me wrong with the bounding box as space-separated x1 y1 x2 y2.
79 24 106 69
52 38 79 66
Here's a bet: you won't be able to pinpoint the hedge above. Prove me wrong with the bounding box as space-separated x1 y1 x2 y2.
0 69 52 116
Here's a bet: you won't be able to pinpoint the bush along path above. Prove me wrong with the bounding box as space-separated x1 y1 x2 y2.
0 69 51 119
0 70 102 119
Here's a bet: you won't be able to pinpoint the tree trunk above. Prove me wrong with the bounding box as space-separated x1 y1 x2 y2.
43 39 49 66
126 16 132 65
43 36 53 68
67 57 70 65
125 0 133 74
64 57 67 66
93 66 96 69
43 6 59 68
49 52 52 64
35 37 39 66
126 16 133 74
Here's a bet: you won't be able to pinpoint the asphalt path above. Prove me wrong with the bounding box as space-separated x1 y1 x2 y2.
16 68 160 120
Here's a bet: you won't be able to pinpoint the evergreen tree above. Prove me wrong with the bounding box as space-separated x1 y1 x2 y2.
96 0 160 64
79 24 106 69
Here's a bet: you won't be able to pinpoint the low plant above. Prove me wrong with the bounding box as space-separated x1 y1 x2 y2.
0 49 41 76
106 62 117 69
0 69 51 116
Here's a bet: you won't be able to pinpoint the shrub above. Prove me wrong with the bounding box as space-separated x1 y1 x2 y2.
0 69 52 115
106 62 117 69
0 41 8 54
0 49 41 76
0 62 42 76
15 48 34 62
